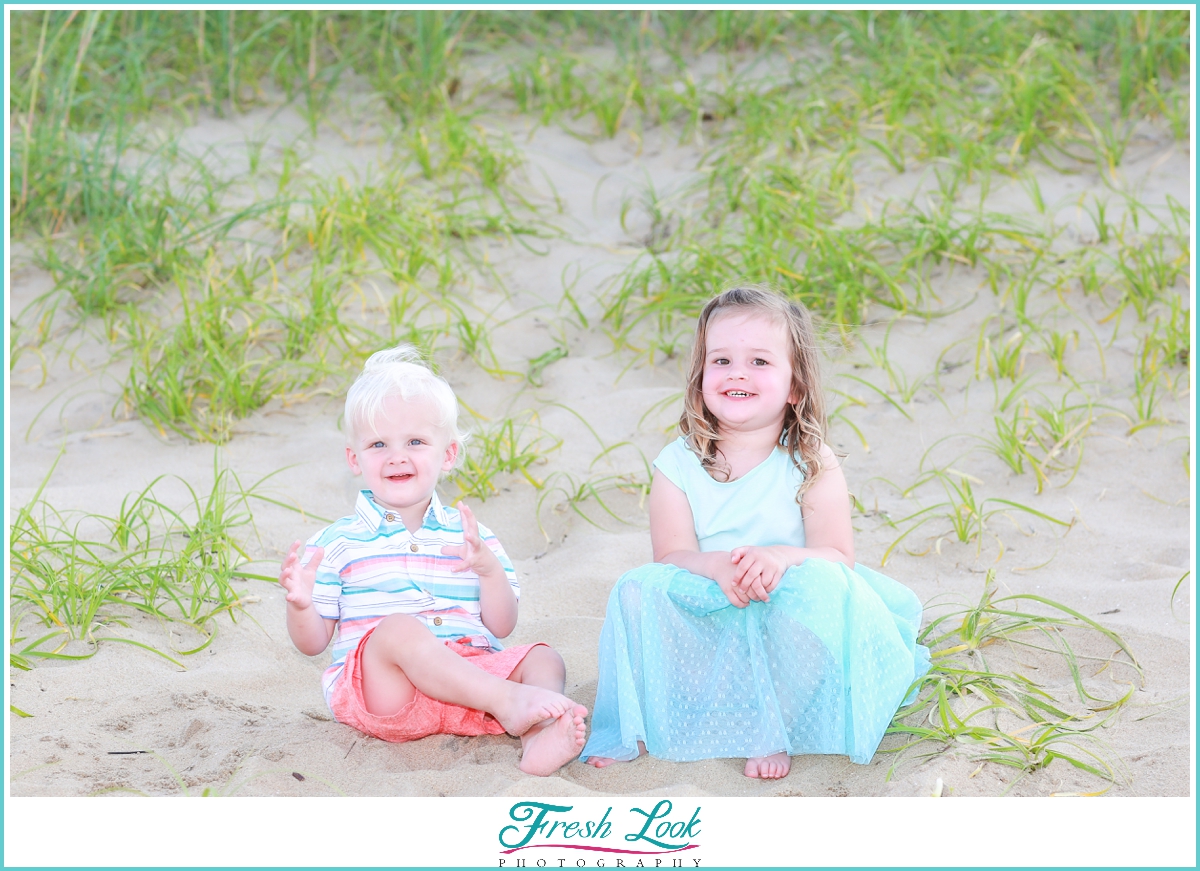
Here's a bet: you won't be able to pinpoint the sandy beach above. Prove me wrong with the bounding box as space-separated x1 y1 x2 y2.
6 22 1193 866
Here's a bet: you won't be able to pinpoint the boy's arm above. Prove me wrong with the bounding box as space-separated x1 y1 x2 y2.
442 502 518 638
279 541 338 655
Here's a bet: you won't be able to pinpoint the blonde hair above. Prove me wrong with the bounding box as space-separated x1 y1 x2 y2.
344 345 466 462
679 285 827 498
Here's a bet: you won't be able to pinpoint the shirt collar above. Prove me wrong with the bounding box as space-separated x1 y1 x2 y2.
354 490 451 532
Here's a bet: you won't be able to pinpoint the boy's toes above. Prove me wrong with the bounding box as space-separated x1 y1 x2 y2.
519 709 587 777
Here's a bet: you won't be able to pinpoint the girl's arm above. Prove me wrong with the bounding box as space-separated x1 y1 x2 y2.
650 471 750 608
731 445 855 597
796 444 855 566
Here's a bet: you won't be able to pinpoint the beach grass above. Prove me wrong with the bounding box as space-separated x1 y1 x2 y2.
7 8 1189 795
9 454 283 669
885 569 1142 792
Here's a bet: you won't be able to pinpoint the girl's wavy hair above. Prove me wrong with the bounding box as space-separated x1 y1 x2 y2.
680 286 827 498
344 344 466 465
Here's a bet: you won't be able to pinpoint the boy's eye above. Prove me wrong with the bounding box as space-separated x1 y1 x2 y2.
370 441 385 449
408 438 424 446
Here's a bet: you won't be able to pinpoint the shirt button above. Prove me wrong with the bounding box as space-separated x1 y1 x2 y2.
409 543 419 552
433 617 443 626
385 513 396 522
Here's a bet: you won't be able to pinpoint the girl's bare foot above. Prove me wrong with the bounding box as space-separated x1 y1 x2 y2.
494 684 573 737
745 752 790 779
585 741 647 768
519 705 588 776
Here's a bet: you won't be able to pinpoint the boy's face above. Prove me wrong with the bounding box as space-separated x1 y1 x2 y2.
346 393 458 520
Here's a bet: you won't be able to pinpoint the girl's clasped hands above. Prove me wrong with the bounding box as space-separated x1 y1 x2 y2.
725 545 790 606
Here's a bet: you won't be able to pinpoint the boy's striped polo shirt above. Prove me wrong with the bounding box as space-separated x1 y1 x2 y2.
307 490 520 705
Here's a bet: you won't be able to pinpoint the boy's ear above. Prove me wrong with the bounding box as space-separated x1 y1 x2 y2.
441 440 460 472
346 446 362 475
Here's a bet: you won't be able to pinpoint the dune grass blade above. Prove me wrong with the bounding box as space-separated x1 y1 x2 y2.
448 412 563 501
8 457 275 668
880 469 1071 564
883 570 1139 790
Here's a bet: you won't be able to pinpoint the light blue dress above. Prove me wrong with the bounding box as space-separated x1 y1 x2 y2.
581 438 931 765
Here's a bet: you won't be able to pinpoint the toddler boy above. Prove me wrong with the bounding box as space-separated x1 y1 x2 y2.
279 345 586 776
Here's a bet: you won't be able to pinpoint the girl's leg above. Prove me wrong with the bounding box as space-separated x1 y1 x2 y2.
507 646 588 776
360 615 573 739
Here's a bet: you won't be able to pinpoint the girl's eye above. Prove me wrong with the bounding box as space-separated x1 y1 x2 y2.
752 358 768 366
408 438 423 446
712 357 729 365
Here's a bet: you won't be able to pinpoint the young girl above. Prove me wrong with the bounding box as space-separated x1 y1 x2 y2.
581 286 930 779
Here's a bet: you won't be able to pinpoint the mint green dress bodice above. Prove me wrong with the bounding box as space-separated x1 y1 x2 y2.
652 437 806 552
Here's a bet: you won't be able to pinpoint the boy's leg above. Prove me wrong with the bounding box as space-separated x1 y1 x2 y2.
507 646 588 776
506 644 565 692
360 614 574 739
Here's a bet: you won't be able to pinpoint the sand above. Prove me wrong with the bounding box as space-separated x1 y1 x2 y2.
5 56 1194 868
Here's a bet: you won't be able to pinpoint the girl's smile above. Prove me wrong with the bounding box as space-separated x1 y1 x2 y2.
701 312 796 434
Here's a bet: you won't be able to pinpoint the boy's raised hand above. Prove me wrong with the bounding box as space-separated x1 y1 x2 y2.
279 540 324 609
442 501 503 576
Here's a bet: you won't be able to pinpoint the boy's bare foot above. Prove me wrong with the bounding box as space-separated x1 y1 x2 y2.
585 741 647 769
519 705 588 777
745 752 790 779
494 684 574 737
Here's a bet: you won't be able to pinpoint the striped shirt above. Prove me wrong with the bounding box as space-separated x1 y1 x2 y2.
308 490 520 706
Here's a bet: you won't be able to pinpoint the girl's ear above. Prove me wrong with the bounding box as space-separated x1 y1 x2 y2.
441 440 460 472
345 446 362 475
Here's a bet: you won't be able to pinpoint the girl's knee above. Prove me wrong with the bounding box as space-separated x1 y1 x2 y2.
617 577 643 613
616 567 667 611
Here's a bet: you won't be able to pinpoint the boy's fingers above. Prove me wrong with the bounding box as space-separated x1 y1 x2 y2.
456 502 482 542
440 545 476 570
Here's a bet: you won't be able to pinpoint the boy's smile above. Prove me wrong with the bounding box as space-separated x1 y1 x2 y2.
345 393 459 530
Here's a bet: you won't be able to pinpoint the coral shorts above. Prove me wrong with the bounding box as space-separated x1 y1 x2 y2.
329 627 543 744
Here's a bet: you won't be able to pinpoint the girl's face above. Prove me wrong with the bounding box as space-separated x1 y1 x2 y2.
701 311 797 435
